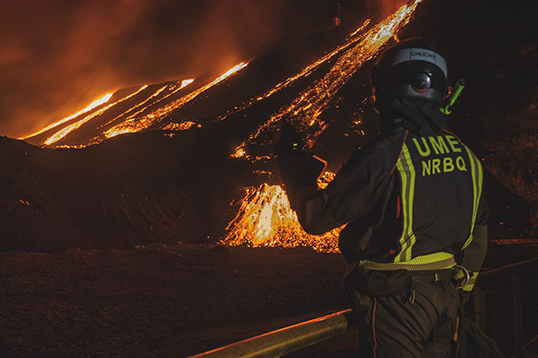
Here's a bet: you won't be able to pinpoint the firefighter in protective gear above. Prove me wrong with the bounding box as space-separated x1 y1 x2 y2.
275 37 488 357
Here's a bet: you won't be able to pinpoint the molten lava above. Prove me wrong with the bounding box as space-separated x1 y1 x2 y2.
224 1 423 251
103 63 248 140
31 2 424 253
44 87 147 146
235 0 423 155
39 63 244 147
23 93 113 140
222 171 342 253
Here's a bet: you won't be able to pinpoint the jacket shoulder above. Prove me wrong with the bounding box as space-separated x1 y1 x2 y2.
344 128 407 171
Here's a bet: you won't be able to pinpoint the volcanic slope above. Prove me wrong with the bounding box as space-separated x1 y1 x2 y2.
2 0 538 252
2 5 402 251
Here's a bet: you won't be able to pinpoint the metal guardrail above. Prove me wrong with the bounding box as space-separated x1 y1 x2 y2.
186 257 538 358
185 309 359 358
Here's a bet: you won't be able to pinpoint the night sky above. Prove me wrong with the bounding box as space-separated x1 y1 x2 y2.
0 0 405 139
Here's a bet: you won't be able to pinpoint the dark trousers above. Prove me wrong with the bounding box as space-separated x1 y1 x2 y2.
358 279 459 358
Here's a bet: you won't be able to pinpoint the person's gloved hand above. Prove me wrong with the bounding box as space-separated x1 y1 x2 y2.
273 120 304 165
451 266 470 289
273 120 326 207
343 267 372 313
452 266 472 307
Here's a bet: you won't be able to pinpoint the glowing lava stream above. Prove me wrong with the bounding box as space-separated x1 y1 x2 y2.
224 1 423 252
104 63 248 139
47 77 195 147
22 93 114 140
220 18 371 125
235 0 424 157
98 78 195 130
42 62 244 147
43 86 148 146
86 78 196 144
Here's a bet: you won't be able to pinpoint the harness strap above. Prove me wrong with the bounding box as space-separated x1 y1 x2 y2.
360 255 456 271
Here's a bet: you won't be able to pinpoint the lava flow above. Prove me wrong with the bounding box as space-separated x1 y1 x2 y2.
223 1 422 252
222 172 341 253
43 86 148 146
103 64 247 139
235 0 423 155
98 78 195 139
22 93 114 140
38 64 246 147
26 1 424 253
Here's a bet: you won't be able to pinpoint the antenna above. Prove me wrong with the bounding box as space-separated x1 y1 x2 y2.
333 3 342 28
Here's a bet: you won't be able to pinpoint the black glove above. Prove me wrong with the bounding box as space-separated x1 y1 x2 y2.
343 266 372 313
273 119 304 164
273 120 325 195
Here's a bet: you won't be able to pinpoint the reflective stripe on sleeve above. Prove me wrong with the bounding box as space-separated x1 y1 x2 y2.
461 148 483 250
395 144 416 263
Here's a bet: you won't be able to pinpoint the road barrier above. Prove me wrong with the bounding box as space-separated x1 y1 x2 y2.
185 309 359 358
186 257 538 358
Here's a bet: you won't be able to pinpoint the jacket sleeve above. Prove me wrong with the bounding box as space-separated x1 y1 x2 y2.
293 143 398 235
277 129 405 236
456 192 489 292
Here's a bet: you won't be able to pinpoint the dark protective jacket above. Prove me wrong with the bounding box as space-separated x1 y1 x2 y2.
281 99 488 292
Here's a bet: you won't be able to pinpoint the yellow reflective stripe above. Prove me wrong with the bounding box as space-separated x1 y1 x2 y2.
395 144 416 263
360 253 456 271
461 148 483 250
462 271 479 291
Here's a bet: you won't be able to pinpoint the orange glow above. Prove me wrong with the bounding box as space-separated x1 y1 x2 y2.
39 77 197 147
222 173 342 253
43 86 147 146
219 19 372 123
80 79 197 145
225 2 423 252
103 63 248 140
231 144 247 158
235 0 423 156
162 121 197 131
180 78 195 89
23 93 113 139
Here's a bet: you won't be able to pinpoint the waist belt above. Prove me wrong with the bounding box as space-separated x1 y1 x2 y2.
411 270 453 282
359 254 457 271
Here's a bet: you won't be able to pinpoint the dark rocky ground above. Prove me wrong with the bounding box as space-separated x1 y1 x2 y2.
4 244 538 358
0 244 357 357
